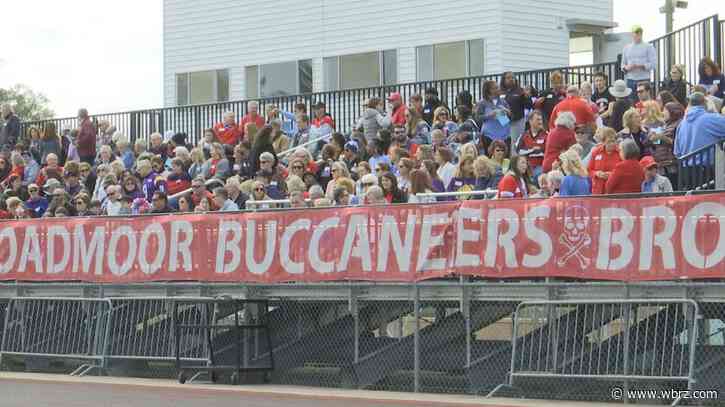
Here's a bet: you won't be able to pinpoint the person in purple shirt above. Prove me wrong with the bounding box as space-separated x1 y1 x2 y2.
137 159 167 203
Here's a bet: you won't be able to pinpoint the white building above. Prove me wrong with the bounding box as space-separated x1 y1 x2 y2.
163 0 614 107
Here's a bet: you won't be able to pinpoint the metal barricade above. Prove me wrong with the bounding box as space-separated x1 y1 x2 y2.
0 297 113 376
489 299 701 406
105 297 209 367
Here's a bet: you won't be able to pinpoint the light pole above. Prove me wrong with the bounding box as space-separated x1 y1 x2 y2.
659 0 688 70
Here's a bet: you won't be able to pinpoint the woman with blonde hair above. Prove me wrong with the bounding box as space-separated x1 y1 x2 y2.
446 156 477 199
324 161 351 199
641 100 664 129
474 155 497 192
405 109 430 145
431 106 458 136
188 147 206 180
458 142 479 162
558 148 591 196
618 108 649 157
661 64 688 105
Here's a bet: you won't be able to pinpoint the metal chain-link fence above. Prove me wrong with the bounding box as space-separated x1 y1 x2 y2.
0 294 724 405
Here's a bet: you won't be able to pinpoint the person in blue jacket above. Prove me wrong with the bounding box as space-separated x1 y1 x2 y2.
675 92 725 165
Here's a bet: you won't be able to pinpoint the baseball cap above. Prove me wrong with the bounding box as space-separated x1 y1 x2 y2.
425 87 438 96
387 92 402 102
639 156 657 170
344 140 359 153
43 178 62 194
313 101 326 108
631 25 643 34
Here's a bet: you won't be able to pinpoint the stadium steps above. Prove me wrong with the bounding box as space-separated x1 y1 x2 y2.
465 304 592 394
350 302 517 389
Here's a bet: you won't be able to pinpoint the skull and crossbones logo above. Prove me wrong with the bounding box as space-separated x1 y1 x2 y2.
557 205 591 268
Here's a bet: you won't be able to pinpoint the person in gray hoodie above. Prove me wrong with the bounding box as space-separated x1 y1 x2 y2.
356 97 387 144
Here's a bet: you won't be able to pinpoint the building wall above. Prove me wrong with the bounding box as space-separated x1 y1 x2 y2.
501 0 613 72
163 0 611 106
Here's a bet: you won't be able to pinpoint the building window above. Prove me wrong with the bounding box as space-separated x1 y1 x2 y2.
175 69 230 106
323 50 397 91
416 39 485 81
245 60 313 98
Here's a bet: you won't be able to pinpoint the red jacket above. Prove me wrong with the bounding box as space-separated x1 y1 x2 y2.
587 144 622 195
605 159 644 194
391 105 407 126
516 129 547 168
239 114 265 138
497 174 528 198
77 118 97 157
549 96 596 129
542 125 576 172
213 122 241 145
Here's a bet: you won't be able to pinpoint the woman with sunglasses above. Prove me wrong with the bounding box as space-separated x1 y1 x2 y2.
74 193 92 216
324 161 350 200
431 106 458 136
247 180 273 210
121 174 144 201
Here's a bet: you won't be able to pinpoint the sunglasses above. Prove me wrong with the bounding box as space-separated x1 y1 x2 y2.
254 187 265 192
495 149 505 153
292 165 303 170
260 160 271 164
75 201 86 205
375 168 382 172
28 188 38 192
363 183 374 187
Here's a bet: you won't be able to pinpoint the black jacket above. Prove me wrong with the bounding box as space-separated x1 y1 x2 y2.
660 78 688 106
503 86 532 121
0 114 20 151
422 98 443 125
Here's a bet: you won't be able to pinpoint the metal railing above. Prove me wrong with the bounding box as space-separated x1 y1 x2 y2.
677 140 725 191
489 299 702 406
19 62 619 147
0 297 113 376
649 15 721 92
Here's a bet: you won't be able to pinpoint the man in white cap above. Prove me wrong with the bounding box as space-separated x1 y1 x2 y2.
621 25 656 98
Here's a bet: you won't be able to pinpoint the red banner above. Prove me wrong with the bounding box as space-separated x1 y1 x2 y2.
0 193 724 283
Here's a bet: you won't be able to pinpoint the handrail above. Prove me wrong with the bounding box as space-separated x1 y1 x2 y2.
677 139 723 161
278 133 333 158
416 189 498 199
649 14 720 44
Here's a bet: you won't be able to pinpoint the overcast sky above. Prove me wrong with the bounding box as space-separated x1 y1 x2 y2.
0 0 724 118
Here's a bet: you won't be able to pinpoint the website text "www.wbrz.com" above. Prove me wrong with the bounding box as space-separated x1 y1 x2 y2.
610 386 719 401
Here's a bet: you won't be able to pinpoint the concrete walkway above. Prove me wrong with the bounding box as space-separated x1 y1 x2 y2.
0 372 631 407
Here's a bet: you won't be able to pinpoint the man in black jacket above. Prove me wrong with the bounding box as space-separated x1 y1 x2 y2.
0 104 20 156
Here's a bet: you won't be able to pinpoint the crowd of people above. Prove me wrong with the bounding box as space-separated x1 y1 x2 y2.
1 34 725 219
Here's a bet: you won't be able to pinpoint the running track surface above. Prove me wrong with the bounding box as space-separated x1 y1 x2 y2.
0 373 622 407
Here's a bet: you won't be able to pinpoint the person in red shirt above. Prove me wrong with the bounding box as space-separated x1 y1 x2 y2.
213 111 242 145
166 158 192 196
76 108 97 165
497 155 534 198
239 101 265 140
549 86 596 131
587 127 622 194
542 111 577 172
515 110 547 173
386 92 407 127
605 138 644 194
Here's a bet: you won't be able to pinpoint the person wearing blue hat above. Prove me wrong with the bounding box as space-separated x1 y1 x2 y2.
342 140 360 180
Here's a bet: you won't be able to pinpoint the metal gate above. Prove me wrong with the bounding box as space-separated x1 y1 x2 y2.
489 299 701 405
0 297 113 376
